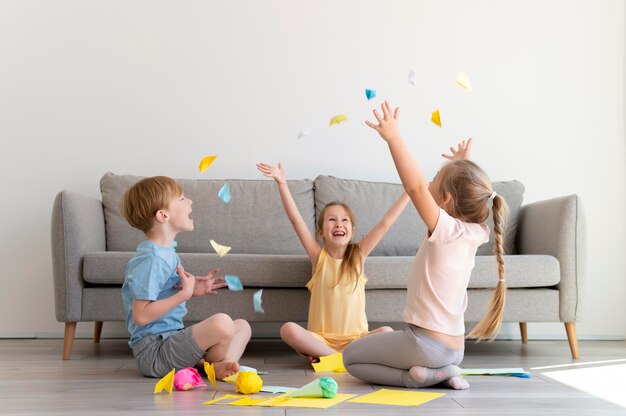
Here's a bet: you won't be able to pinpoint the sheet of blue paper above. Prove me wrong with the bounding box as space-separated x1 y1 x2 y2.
218 183 231 204
253 289 265 313
225 275 243 291
365 88 376 100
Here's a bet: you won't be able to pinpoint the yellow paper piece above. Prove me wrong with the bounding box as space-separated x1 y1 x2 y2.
456 72 473 92
329 114 348 126
153 368 175 394
348 388 445 406
258 393 355 409
204 361 216 390
210 239 231 257
431 109 442 127
312 353 347 372
202 394 243 405
223 373 238 384
198 155 217 173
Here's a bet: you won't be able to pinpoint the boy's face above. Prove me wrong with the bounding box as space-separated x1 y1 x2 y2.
164 194 194 233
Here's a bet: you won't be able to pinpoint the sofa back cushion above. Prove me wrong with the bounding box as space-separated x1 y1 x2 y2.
100 172 315 254
313 175 524 256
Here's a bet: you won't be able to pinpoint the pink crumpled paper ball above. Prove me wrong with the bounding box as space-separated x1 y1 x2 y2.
173 367 205 391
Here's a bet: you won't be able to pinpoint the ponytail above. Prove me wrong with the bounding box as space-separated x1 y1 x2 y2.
467 194 509 340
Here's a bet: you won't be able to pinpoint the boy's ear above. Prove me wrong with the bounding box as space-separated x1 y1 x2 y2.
155 209 168 223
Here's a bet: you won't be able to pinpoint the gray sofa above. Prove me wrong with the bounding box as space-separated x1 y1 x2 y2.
51 172 586 360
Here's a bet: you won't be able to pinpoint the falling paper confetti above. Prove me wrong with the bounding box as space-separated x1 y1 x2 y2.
365 89 376 100
210 239 231 257
431 109 442 128
199 155 217 173
456 72 473 92
408 69 417 86
297 128 310 139
329 114 348 126
218 183 231 204
253 289 265 314
225 275 243 291
154 368 175 393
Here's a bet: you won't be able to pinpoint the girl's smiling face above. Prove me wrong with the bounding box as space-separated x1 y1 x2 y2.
318 204 353 247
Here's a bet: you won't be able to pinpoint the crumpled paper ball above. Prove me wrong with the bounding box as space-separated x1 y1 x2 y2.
235 371 263 394
173 367 205 391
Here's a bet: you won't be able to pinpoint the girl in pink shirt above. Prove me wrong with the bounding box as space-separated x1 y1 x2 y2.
343 101 509 390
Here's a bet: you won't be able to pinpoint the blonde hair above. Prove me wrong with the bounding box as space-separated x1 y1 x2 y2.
120 176 183 233
317 202 362 290
437 160 510 341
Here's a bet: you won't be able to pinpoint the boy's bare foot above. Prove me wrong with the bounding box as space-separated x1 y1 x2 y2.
214 361 240 380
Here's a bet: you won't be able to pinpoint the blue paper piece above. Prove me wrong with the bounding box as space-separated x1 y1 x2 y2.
225 275 243 291
218 183 231 204
253 289 265 314
365 89 376 100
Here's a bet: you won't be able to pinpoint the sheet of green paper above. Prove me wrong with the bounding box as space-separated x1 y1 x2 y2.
260 385 296 394
348 389 445 406
461 368 530 377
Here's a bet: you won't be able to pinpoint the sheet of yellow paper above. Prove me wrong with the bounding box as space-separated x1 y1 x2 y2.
228 397 270 406
329 114 348 126
153 368 175 394
204 361 216 390
431 109 442 127
202 394 243 405
259 393 356 409
210 239 231 257
312 352 347 372
348 388 445 406
198 155 217 173
222 373 238 384
456 72 473 92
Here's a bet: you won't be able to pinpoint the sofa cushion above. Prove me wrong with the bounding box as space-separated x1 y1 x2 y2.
83 252 559 289
100 172 315 255
313 175 524 256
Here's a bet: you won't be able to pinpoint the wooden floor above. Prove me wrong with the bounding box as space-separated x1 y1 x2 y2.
1 338 625 415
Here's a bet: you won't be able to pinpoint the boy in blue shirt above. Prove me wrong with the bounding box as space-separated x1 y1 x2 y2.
121 176 251 378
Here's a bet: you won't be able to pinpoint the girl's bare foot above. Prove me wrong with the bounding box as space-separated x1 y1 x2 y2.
214 361 240 380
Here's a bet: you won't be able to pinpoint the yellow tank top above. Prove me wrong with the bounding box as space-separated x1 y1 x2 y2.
306 248 369 341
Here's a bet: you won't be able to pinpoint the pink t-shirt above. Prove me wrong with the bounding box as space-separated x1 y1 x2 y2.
402 208 489 336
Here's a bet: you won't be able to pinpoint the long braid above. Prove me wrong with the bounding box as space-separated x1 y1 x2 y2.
467 194 508 340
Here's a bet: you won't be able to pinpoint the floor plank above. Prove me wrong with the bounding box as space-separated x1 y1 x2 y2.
0 338 624 415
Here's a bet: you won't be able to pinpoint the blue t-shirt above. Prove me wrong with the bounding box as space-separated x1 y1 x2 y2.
122 240 186 347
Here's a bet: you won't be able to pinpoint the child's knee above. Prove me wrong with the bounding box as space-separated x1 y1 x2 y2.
209 313 236 339
234 319 252 337
279 322 299 340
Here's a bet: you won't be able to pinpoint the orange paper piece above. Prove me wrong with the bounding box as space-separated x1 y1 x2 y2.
154 368 175 393
199 155 217 172
329 114 348 126
431 109 442 127
204 361 217 390
456 72 473 92
311 353 346 372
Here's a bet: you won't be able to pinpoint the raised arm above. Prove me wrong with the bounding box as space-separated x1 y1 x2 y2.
256 163 321 263
358 192 410 257
365 101 440 233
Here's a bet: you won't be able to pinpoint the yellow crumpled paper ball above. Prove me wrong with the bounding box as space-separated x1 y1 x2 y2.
235 371 263 394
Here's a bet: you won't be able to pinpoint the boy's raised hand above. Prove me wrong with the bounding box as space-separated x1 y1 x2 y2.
175 264 196 299
256 162 286 185
175 265 226 297
366 100 401 143
442 138 473 160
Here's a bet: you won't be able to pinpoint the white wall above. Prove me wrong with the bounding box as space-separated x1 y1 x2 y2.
0 0 624 340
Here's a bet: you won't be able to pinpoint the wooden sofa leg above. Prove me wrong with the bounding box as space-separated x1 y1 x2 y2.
519 322 528 344
94 321 103 343
565 322 580 359
63 322 77 360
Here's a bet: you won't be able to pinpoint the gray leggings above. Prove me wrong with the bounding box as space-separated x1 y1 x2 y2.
342 325 464 388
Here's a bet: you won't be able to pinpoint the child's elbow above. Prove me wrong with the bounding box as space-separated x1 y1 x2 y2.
132 310 150 327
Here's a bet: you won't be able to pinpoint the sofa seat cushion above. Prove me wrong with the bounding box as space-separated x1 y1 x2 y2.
83 253 559 289
100 172 315 255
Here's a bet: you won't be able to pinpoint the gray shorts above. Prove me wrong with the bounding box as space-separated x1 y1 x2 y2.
131 327 206 378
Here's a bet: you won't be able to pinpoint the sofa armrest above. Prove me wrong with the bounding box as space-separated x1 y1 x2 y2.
516 194 586 322
51 190 106 322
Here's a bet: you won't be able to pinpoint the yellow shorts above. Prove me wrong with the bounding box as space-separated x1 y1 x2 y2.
309 331 365 352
